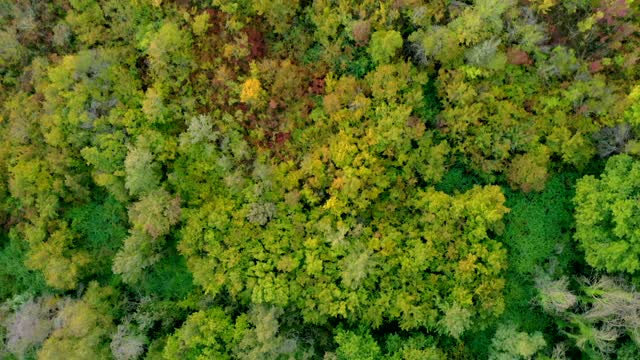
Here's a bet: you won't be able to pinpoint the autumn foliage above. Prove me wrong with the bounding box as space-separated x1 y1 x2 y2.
0 0 640 359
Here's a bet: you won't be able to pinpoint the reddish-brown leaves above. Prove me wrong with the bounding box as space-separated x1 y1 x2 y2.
352 20 371 46
507 48 533 66
204 9 226 34
275 132 291 144
308 78 325 95
589 60 604 73
598 0 630 25
244 27 266 60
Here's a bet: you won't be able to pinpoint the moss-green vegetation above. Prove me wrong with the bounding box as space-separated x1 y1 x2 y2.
1 0 640 358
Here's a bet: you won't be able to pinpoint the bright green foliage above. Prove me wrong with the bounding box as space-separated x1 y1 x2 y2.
8 158 60 220
0 0 639 358
162 304 314 359
462 272 549 359
436 164 486 195
25 221 91 290
180 181 508 333
81 135 129 202
618 341 640 360
176 61 506 338
332 329 444 360
468 173 578 349
163 308 237 360
66 0 106 47
368 30 403 65
147 21 193 89
575 155 640 273
382 333 444 360
462 173 579 357
334 328 381 360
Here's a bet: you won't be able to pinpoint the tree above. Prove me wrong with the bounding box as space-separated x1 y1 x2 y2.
488 323 546 359
109 323 147 360
178 62 507 337
574 154 640 273
0 28 24 69
162 307 237 360
65 0 109 46
234 305 314 359
500 173 577 276
330 330 444 360
0 230 47 301
124 146 160 198
25 221 91 290
128 189 181 239
240 78 264 104
112 188 180 283
146 21 193 86
38 283 117 360
112 231 160 284
333 328 381 360
535 276 577 314
506 146 550 192
368 30 403 65
437 303 473 339
0 0 639 358
538 275 640 357
4 296 60 359
252 0 299 35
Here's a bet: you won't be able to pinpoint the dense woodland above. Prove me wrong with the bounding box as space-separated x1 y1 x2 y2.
0 0 640 359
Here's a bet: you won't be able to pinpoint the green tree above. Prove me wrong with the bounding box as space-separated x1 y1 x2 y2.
574 154 640 273
333 328 381 360
368 30 402 65
65 0 106 46
252 0 299 35
162 307 237 360
146 21 193 89
0 230 47 301
124 146 161 198
112 188 180 283
25 221 90 290
112 231 159 284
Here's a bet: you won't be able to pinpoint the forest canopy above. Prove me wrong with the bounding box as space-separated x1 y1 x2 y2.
1 0 640 359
